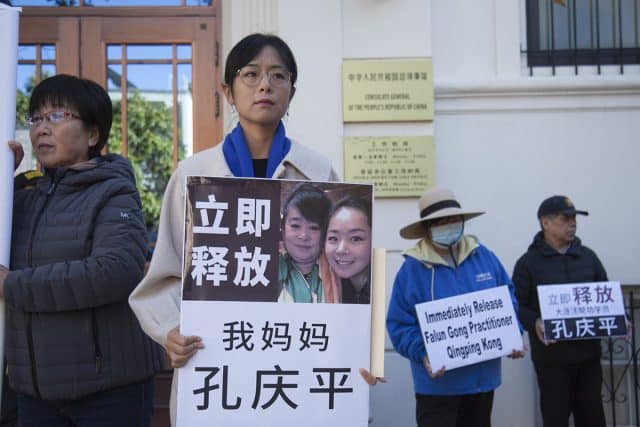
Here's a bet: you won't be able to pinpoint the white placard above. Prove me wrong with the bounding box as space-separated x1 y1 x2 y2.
178 302 370 427
176 177 373 427
537 281 627 341
416 286 522 371
0 3 21 409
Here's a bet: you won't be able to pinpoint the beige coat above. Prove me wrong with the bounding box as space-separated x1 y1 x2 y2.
129 139 338 426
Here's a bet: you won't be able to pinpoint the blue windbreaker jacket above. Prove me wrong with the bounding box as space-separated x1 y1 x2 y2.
386 235 520 396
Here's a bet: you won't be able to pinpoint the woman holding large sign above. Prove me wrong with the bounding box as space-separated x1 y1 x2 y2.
386 187 525 427
2 74 162 426
129 33 345 424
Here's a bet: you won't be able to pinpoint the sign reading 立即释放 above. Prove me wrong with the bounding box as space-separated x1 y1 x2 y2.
537 281 627 341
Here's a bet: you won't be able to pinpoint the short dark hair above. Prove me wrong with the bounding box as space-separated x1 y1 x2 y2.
329 197 372 228
28 74 113 158
282 184 331 237
224 33 298 89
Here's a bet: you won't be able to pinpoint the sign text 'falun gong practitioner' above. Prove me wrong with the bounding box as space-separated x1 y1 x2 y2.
537 281 627 341
342 58 434 122
177 176 374 427
416 286 522 371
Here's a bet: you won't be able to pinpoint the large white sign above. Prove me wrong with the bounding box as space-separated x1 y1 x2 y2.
177 177 373 427
416 286 522 371
0 3 21 408
537 281 627 341
179 302 370 427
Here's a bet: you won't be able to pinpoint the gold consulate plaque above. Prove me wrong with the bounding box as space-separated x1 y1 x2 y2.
344 135 435 198
342 58 434 122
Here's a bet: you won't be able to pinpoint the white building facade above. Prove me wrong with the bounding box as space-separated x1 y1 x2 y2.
221 1 640 426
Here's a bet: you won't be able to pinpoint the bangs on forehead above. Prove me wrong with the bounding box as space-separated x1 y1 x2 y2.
243 63 287 70
28 86 78 115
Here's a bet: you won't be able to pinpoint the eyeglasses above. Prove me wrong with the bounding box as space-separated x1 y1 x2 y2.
25 111 81 127
236 66 292 88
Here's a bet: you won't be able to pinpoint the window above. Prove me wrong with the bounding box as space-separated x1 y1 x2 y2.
524 0 640 74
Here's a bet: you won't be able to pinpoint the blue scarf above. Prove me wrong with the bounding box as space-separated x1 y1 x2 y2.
222 121 291 178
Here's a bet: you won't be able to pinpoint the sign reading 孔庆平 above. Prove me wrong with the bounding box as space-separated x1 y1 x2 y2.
537 281 627 341
416 286 522 371
177 176 374 427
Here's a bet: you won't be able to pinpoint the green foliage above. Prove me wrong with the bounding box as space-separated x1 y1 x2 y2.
109 91 175 232
16 89 29 126
15 72 44 126
16 75 40 172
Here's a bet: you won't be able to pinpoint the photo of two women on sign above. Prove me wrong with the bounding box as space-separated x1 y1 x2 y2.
182 177 373 306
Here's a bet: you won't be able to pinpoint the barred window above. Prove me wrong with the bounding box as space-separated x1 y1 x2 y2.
524 0 640 74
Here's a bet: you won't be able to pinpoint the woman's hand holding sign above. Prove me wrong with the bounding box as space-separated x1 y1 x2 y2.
359 368 386 385
423 355 445 379
165 327 205 368
507 337 528 359
8 140 24 171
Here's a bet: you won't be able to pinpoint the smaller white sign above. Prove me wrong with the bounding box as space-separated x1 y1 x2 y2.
537 281 627 341
415 286 522 371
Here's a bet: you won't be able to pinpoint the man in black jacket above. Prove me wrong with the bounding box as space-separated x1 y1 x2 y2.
513 195 607 427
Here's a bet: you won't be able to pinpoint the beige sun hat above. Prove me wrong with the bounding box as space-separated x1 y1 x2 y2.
399 187 485 239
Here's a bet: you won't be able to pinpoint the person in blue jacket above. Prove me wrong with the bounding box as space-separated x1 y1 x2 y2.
386 187 525 427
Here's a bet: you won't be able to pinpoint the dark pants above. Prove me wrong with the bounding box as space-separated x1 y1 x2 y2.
1 370 18 427
415 391 494 427
534 359 606 427
16 379 154 427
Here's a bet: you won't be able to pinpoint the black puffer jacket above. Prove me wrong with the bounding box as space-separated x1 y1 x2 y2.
513 231 608 364
5 154 163 400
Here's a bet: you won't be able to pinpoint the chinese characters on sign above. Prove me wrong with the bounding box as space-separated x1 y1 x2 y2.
192 365 354 411
344 136 434 198
416 286 523 371
342 58 434 122
537 281 627 341
178 177 374 427
182 177 281 302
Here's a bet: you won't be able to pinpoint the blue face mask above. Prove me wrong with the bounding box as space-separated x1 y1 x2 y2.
431 221 464 248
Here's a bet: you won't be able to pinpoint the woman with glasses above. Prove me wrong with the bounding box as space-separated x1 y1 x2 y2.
3 74 162 426
128 33 342 425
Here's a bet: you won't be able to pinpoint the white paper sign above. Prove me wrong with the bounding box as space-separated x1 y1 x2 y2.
537 281 627 341
0 3 21 408
177 177 373 427
178 301 370 427
0 4 19 273
416 286 522 371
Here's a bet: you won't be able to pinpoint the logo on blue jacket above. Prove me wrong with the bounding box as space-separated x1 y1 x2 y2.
475 272 493 282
